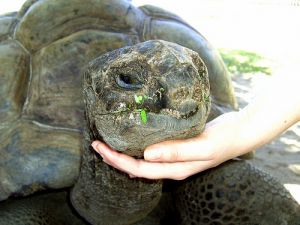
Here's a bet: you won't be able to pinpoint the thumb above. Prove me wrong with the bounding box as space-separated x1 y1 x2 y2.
144 136 215 162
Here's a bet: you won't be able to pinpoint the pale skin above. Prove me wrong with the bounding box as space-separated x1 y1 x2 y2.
92 72 300 180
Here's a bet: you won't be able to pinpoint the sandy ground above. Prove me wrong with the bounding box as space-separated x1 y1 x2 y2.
232 73 300 204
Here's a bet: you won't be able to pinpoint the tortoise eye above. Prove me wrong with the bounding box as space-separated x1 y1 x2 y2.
115 73 143 90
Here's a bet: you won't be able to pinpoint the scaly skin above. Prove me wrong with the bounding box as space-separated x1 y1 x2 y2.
173 160 300 225
70 40 211 225
0 192 85 225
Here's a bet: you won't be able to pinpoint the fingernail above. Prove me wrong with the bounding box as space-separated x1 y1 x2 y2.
144 149 161 160
91 142 99 150
91 142 103 157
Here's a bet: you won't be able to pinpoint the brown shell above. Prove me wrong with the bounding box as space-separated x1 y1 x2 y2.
0 0 237 200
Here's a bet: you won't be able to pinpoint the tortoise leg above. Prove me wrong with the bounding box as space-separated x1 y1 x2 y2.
0 191 86 225
172 160 300 225
0 120 81 201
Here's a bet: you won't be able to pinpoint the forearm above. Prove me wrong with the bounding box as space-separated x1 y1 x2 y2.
234 74 300 154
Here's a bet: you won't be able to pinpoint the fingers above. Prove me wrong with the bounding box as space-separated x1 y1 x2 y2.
92 141 129 172
92 141 214 180
142 112 242 163
144 136 216 162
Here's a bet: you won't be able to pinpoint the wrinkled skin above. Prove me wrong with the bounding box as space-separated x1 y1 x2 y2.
84 40 210 157
0 192 85 225
133 160 300 225
70 40 211 225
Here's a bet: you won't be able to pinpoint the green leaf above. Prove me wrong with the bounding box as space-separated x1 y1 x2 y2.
140 109 147 124
134 95 144 104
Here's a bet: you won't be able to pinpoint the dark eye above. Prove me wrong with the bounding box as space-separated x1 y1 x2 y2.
115 73 143 90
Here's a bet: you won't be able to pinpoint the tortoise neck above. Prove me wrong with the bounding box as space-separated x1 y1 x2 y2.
70 129 162 225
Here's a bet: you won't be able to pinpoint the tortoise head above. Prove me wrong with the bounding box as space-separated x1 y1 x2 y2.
84 40 210 157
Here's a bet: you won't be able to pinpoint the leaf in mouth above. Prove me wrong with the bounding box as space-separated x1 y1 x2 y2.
140 109 147 124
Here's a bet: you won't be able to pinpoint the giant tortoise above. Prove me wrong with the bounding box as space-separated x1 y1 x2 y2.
0 0 299 224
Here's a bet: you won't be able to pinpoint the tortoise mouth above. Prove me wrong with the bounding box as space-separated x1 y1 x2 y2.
160 107 198 119
99 102 200 120
104 97 200 121
143 104 206 134
160 99 199 119
103 104 200 122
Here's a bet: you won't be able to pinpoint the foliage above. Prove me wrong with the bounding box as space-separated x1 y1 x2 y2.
140 109 148 124
114 89 165 124
133 88 164 124
219 49 272 75
134 95 149 124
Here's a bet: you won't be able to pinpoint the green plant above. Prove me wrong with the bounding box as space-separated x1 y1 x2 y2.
112 88 165 124
133 88 165 124
134 94 149 124
140 109 147 124
219 48 272 75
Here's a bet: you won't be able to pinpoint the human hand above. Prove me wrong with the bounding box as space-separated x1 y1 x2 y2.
92 111 245 180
